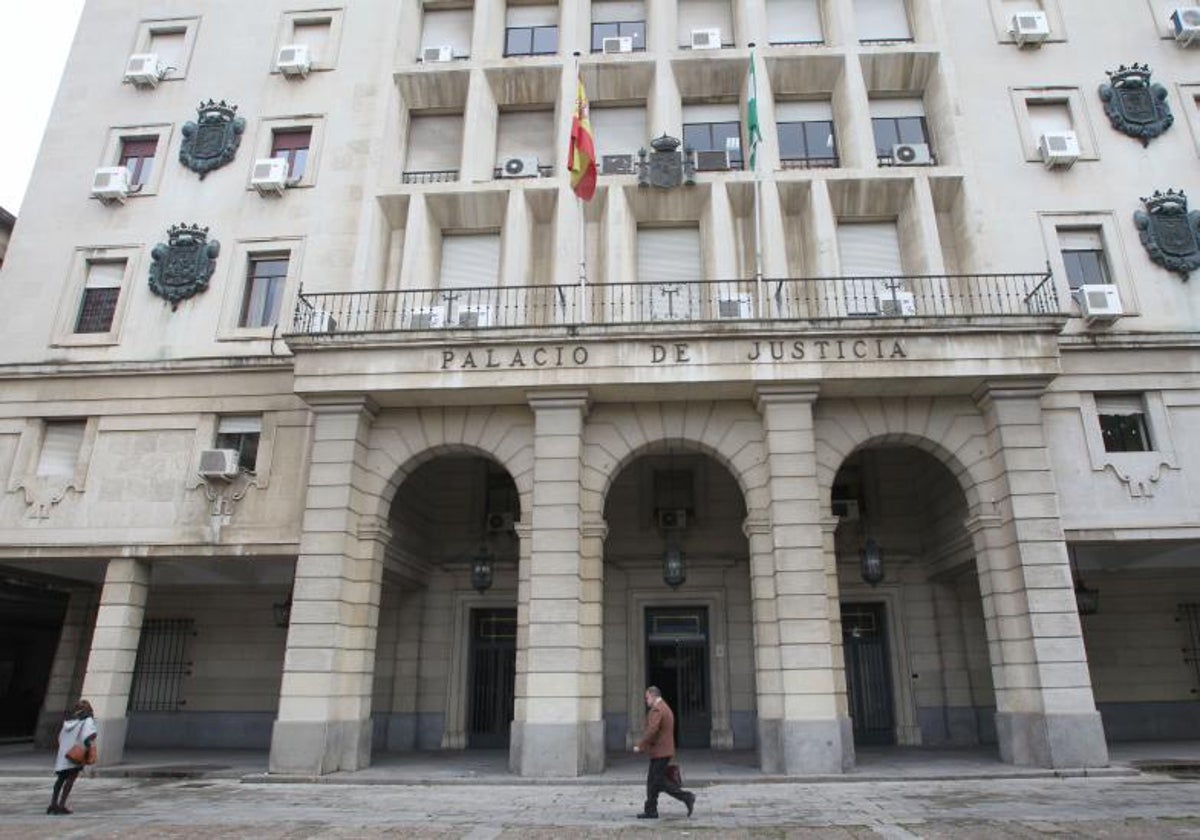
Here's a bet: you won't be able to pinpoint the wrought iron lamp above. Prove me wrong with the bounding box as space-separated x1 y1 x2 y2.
471 547 494 593
859 537 884 586
1070 547 1099 615
663 541 686 589
272 594 292 628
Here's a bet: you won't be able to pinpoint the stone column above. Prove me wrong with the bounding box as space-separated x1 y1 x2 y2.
35 588 96 748
512 390 600 776
743 514 784 772
269 398 385 775
755 385 851 774
972 383 1108 768
80 558 150 766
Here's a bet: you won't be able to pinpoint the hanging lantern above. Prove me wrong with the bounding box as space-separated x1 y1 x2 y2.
471 550 494 593
272 594 292 628
859 537 884 586
663 544 686 589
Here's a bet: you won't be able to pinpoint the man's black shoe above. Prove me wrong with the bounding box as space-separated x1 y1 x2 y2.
635 812 658 819
685 793 696 817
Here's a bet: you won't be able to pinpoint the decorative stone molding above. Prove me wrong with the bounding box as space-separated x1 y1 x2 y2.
7 418 98 519
1079 392 1178 498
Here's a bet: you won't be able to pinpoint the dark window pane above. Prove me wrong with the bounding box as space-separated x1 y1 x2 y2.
532 26 558 54
872 119 898 155
505 28 532 55
216 431 260 471
120 137 158 187
592 22 617 50
1063 250 1107 289
75 287 120 333
777 123 805 158
622 21 646 46
896 117 927 145
683 123 712 151
711 122 742 164
241 257 290 328
1099 413 1151 452
803 121 834 158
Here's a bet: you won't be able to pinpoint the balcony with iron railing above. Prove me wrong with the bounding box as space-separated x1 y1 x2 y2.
288 272 1061 338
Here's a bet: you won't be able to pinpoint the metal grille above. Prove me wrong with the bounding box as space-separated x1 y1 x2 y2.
75 287 120 333
128 618 194 712
842 603 895 745
1181 604 1200 696
468 609 516 747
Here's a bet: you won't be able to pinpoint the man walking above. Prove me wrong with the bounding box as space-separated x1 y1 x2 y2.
633 685 696 819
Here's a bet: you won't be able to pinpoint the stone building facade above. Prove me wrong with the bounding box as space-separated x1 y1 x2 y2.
0 0 1197 776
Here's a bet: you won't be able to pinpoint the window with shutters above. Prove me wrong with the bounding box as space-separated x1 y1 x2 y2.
496 109 555 174
271 128 311 180
241 254 290 328
119 137 158 188
592 2 646 51
1095 394 1152 453
837 221 904 316
853 0 912 43
505 5 558 56
252 118 323 189
870 99 931 163
683 104 742 170
276 9 344 71
101 125 171 196
590 106 647 165
134 18 198 79
75 260 125 334
766 0 823 45
1012 89 1095 162
421 8 473 60
216 416 262 471
36 421 86 478
1057 228 1109 290
637 227 703 320
677 0 734 47
404 114 464 183
776 101 837 169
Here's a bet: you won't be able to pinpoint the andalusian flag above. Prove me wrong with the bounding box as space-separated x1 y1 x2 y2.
746 50 763 172
568 76 597 201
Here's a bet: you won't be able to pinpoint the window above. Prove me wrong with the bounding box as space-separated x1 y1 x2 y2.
496 109 555 174
128 618 194 712
74 261 124 334
240 255 289 328
1096 394 1152 453
766 0 822 44
637 227 703 320
854 0 912 42
36 421 86 478
776 102 837 169
441 233 501 289
278 9 344 71
1058 229 1109 290
677 0 734 47
148 27 187 74
404 114 463 182
505 25 558 55
1027 101 1072 143
683 104 743 170
291 17 332 63
589 105 647 161
119 137 158 188
421 9 472 60
837 221 904 315
216 415 262 471
271 128 311 180
591 20 647 50
871 115 930 160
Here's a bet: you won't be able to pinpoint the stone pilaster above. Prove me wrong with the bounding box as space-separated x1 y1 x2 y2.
755 384 851 774
35 588 96 748
80 558 150 766
269 398 384 775
972 383 1108 768
512 390 599 776
743 514 784 772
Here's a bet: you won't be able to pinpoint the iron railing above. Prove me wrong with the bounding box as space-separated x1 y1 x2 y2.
401 170 459 185
291 272 1060 336
781 156 839 170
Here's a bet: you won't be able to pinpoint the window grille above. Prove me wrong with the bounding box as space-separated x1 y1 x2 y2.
128 618 195 712
1181 604 1200 696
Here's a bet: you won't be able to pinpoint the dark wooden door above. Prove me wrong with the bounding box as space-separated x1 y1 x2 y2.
841 602 895 745
645 606 710 748
467 608 516 748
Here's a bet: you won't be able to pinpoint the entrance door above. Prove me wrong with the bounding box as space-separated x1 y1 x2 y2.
645 606 710 748
841 602 895 745
467 608 516 748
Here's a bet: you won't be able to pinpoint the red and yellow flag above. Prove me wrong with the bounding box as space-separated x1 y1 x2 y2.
567 77 597 201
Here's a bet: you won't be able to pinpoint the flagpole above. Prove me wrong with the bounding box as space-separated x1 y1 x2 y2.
749 44 765 319
574 52 589 325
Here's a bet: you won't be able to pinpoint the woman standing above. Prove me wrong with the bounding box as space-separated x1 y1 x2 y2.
48 700 97 815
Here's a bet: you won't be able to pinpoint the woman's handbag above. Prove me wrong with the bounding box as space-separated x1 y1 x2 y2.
665 761 682 786
66 736 97 765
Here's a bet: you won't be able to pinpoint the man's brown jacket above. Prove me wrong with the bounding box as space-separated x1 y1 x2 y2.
636 698 676 758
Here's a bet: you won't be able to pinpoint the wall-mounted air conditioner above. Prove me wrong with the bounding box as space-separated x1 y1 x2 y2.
694 150 731 171
306 309 337 334
877 289 916 316
456 306 492 328
198 448 241 480
486 511 515 532
691 28 721 49
408 307 445 329
1075 284 1122 324
603 36 633 53
250 158 289 195
499 155 540 178
1009 11 1050 46
277 44 311 77
1170 7 1200 45
717 294 753 319
1038 131 1079 168
91 167 130 203
123 53 162 87
422 45 454 63
892 143 932 166
601 154 634 174
658 508 688 529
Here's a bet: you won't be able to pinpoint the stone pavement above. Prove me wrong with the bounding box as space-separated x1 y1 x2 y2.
2 764 1200 838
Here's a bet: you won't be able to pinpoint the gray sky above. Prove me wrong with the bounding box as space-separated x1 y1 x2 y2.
0 1 86 214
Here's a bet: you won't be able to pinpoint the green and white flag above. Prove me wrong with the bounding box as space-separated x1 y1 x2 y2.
746 49 763 172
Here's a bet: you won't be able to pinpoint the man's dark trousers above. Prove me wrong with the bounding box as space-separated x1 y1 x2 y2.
644 756 689 815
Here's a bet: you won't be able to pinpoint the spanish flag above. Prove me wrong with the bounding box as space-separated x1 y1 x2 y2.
567 77 597 201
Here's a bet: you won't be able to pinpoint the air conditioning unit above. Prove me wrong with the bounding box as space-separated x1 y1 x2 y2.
277 44 311 77
1009 11 1050 46
602 36 633 53
123 53 162 87
198 448 241 480
422 44 454 63
250 158 289 195
1038 131 1080 168
486 511 515 533
694 150 731 171
717 294 753 319
892 143 932 166
499 155 540 178
408 307 445 329
91 167 130 203
601 154 634 175
877 289 916 316
1076 284 1123 324
305 309 337 334
691 28 721 49
1170 7 1200 45
658 508 688 529
831 498 860 521
456 306 492 328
